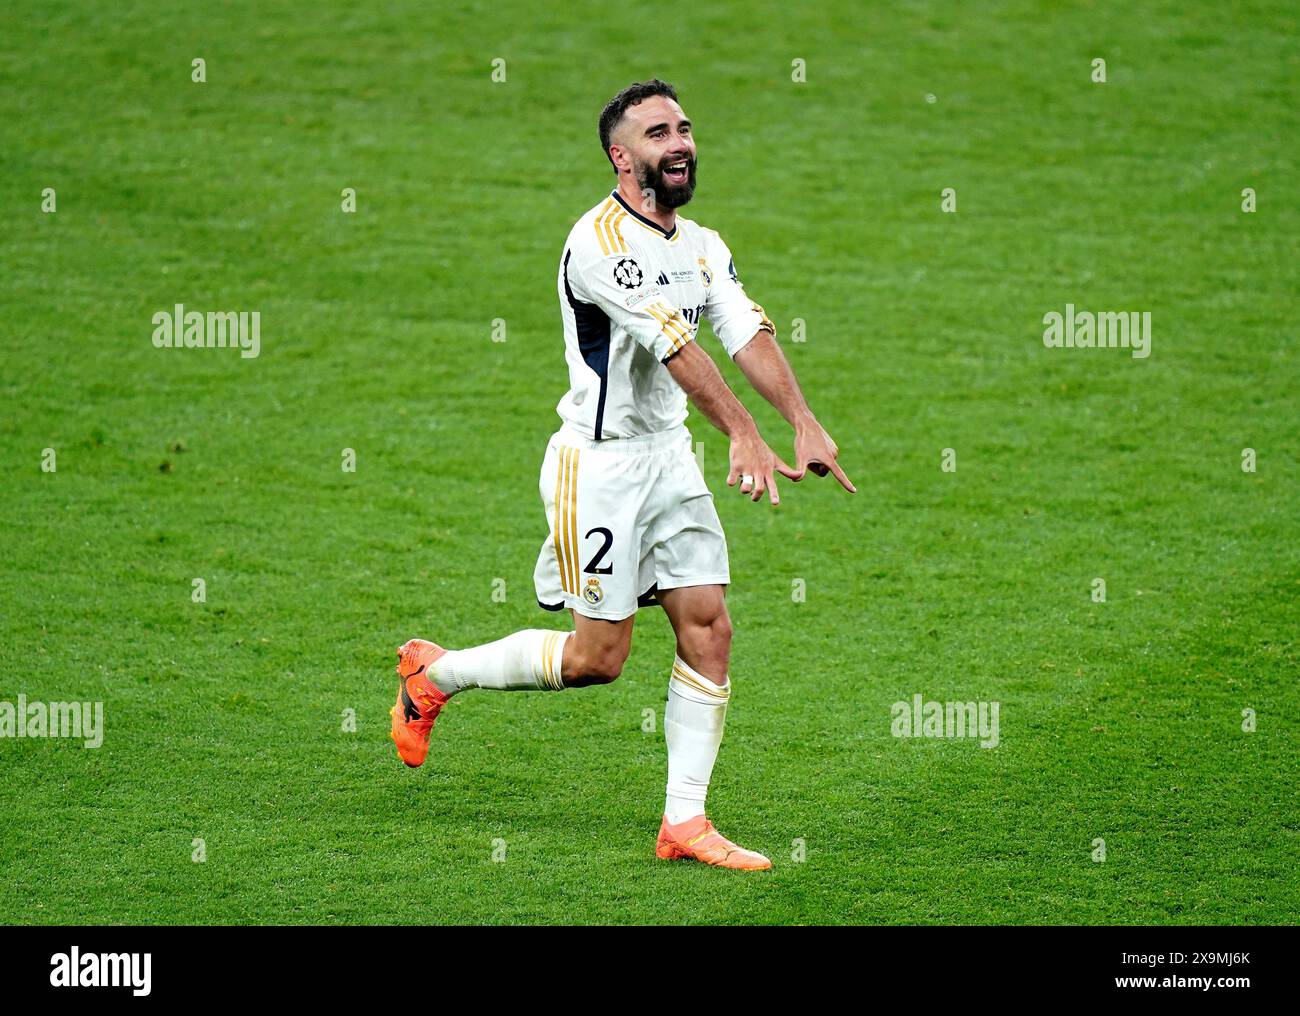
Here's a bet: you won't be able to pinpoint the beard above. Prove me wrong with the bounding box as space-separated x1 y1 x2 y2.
635 155 697 210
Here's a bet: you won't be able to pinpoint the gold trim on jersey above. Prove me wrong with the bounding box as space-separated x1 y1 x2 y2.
625 216 680 242
610 190 680 242
624 216 686 244
594 200 629 256
593 199 614 256
751 302 775 338
646 300 693 354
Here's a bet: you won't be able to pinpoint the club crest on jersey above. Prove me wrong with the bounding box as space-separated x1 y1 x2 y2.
583 577 604 605
613 257 643 290
697 258 712 287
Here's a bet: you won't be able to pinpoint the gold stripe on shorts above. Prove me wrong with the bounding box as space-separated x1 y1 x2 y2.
554 448 571 593
554 445 581 595
565 447 580 592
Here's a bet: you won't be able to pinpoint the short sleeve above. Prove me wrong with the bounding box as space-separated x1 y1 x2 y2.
702 230 774 358
566 233 694 363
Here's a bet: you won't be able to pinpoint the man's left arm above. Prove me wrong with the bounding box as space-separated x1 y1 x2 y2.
732 331 855 493
702 234 856 493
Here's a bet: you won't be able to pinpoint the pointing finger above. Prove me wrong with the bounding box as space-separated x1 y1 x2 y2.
828 458 856 493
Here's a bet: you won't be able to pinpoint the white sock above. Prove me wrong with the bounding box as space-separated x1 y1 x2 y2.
430 630 569 696
663 655 730 825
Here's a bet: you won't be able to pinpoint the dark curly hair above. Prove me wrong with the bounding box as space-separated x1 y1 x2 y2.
598 79 679 173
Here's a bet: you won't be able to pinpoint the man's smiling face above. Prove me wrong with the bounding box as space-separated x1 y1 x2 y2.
611 94 697 209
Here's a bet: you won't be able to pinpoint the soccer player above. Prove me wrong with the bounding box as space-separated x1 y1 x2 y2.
391 79 854 870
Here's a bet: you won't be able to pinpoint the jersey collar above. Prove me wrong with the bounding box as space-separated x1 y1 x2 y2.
611 189 678 241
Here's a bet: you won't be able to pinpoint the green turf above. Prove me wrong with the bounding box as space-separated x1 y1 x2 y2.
1 0 1296 925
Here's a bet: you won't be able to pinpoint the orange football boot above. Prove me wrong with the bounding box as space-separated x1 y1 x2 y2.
390 638 449 767
655 815 772 870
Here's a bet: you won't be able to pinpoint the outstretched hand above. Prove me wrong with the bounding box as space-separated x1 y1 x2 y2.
794 420 856 493
727 426 802 505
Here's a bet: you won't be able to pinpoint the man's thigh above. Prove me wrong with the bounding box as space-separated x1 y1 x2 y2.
535 437 649 620
647 446 731 593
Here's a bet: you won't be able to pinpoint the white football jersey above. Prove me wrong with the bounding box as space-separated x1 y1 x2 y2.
554 190 774 440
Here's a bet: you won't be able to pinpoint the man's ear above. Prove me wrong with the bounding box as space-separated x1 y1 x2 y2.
609 143 632 174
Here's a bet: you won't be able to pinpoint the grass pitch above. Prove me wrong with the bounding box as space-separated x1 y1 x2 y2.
1 0 1296 924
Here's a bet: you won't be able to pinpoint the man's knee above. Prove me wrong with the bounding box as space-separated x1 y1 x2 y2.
565 626 631 686
579 646 625 684
709 608 733 649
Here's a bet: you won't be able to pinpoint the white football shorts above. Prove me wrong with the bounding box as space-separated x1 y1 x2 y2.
533 423 730 621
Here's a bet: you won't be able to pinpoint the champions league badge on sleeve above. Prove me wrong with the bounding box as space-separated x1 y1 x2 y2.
614 258 643 289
